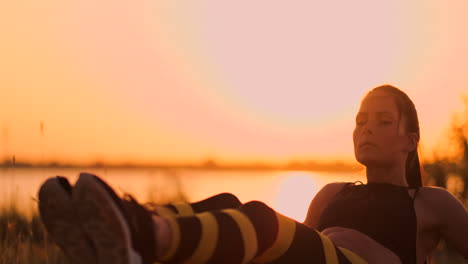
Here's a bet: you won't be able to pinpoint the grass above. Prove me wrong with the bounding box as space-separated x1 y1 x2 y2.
0 205 70 264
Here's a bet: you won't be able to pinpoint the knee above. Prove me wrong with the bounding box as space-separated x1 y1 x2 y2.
193 192 242 211
240 201 276 220
215 193 242 208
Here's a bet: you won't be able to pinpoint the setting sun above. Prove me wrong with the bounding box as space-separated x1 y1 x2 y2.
274 172 319 222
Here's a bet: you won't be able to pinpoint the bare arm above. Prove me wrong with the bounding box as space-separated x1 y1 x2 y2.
303 182 346 229
434 188 468 259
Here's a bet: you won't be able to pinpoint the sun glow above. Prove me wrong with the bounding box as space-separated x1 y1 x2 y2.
274 172 319 222
2 1 468 164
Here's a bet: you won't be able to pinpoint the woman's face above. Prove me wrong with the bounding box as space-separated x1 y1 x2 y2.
353 91 411 167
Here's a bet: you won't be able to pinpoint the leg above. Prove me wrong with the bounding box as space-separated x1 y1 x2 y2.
64 173 367 264
71 174 242 264
38 173 241 264
149 192 242 217
158 201 367 264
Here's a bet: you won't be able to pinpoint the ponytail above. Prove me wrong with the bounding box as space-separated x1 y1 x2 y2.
406 150 422 188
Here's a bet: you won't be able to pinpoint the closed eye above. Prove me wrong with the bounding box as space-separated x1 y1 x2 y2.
379 119 393 125
356 121 366 126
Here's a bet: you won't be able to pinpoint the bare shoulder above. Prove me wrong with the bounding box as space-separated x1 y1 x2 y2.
416 186 463 207
416 185 447 197
319 182 349 195
313 182 349 204
415 186 467 228
304 182 348 228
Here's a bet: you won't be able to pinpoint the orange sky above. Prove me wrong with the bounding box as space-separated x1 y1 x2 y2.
1 1 468 165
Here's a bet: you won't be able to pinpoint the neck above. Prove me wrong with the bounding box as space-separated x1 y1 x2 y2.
366 164 408 187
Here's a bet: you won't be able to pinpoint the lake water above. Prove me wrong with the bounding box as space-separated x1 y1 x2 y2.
0 167 365 222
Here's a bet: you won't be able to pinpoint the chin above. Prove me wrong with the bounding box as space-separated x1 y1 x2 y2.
356 155 397 169
355 154 384 167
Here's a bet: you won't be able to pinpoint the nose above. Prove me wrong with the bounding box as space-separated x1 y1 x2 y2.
362 123 373 135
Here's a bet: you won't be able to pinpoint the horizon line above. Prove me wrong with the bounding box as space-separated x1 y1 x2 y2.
0 159 364 172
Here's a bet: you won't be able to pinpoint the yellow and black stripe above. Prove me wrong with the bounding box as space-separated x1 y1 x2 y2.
157 199 367 264
159 201 274 263
252 212 367 264
153 193 241 218
253 212 296 263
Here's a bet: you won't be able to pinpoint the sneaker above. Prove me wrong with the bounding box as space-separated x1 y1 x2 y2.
38 176 97 264
73 172 157 264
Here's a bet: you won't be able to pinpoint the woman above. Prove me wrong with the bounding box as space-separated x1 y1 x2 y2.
38 85 468 264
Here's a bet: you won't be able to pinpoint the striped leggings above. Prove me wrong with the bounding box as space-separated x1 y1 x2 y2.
152 193 367 264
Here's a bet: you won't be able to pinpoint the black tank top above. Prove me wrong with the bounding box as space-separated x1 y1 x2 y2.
317 182 418 264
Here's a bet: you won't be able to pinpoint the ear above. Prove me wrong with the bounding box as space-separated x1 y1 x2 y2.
404 132 418 152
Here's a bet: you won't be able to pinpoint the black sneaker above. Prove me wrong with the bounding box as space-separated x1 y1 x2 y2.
73 172 157 264
38 176 97 264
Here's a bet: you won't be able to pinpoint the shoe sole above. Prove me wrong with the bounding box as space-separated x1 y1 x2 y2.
73 173 142 264
38 177 97 264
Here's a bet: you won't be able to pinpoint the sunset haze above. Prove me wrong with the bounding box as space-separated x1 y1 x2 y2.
2 1 468 165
